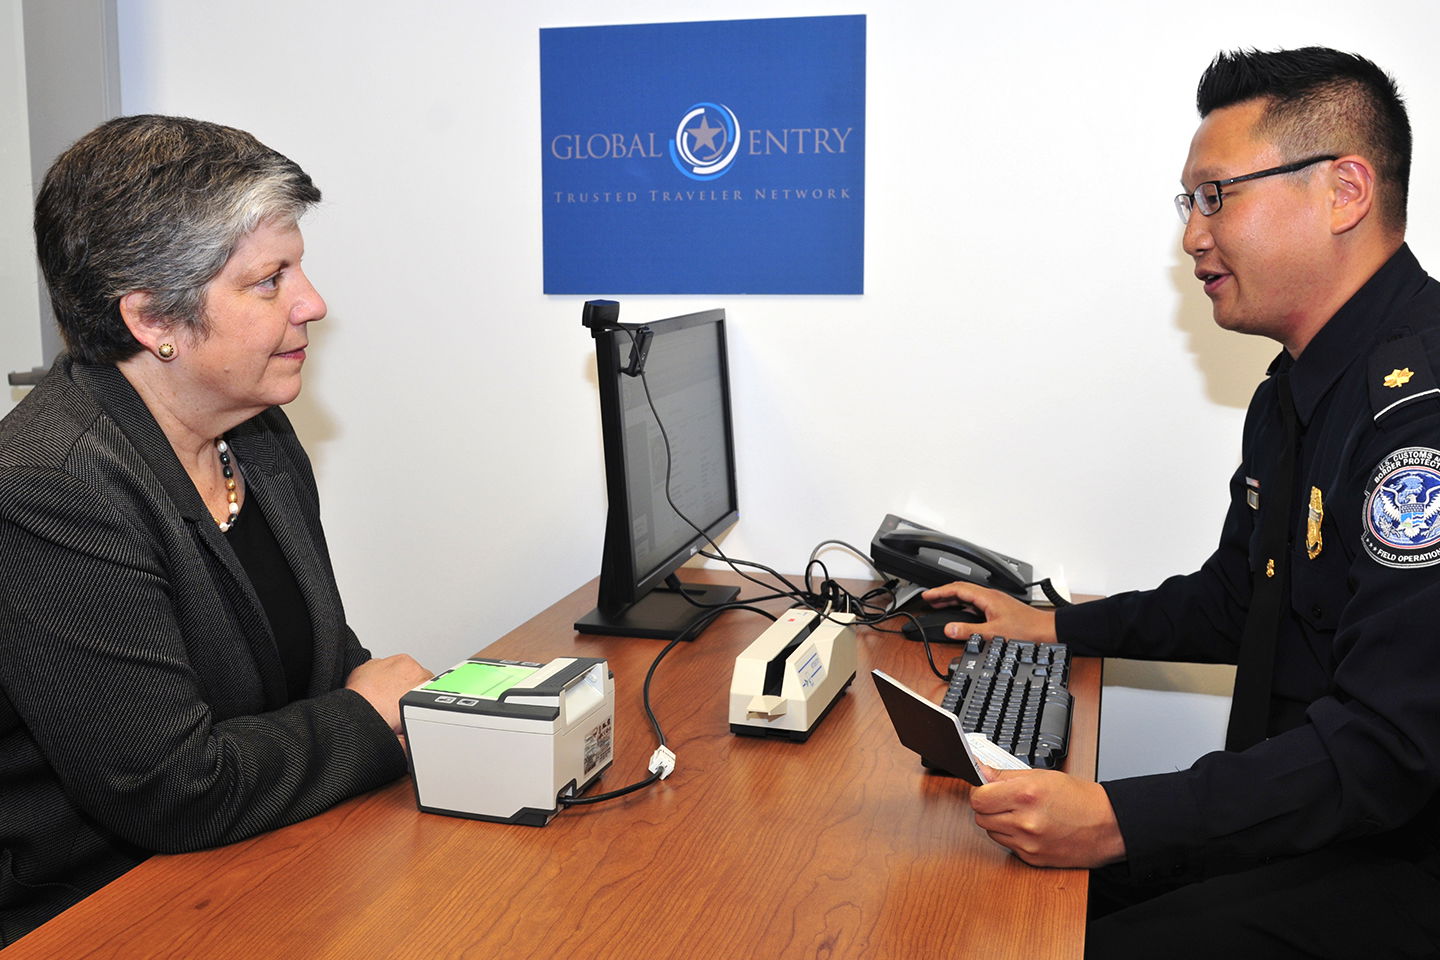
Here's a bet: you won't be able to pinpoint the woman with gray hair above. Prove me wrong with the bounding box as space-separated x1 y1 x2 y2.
0 115 431 945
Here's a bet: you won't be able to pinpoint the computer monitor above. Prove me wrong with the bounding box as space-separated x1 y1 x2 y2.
575 302 740 640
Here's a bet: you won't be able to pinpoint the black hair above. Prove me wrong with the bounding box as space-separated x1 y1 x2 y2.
1195 47 1410 231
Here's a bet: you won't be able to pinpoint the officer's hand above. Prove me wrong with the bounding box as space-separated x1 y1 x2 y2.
969 764 1126 868
921 581 1057 643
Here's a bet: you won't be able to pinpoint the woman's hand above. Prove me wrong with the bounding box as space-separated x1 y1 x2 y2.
920 581 1058 643
345 654 432 733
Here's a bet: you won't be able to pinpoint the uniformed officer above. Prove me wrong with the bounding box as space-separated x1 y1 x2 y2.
925 48 1440 958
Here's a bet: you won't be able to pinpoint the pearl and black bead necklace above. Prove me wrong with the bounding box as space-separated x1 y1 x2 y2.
215 439 240 532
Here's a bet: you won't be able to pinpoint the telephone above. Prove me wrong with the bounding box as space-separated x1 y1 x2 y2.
868 514 1034 600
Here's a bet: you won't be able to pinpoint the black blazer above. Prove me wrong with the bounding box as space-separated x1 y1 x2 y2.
0 357 407 945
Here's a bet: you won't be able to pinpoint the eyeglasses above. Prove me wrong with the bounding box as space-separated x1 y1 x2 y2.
1174 155 1338 224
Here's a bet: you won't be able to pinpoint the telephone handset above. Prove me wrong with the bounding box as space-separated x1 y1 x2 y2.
868 514 1034 600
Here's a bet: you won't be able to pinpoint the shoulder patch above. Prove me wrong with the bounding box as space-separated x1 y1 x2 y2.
1369 335 1440 422
1362 446 1440 567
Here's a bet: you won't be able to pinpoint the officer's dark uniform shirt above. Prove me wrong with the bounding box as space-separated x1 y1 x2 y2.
1057 245 1440 884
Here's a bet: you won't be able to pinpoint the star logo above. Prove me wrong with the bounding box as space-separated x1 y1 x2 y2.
669 102 742 181
1384 368 1415 389
686 115 723 156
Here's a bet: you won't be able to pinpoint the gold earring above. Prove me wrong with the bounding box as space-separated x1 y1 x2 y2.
157 343 176 361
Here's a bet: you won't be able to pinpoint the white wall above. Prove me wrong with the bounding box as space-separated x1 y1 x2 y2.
83 0 1440 779
0 0 42 413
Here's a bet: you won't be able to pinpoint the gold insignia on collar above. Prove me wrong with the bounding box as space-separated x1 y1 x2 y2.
1307 486 1324 559
1383 367 1415 389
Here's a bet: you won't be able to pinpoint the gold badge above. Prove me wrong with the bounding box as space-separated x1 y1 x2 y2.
1383 368 1415 388
1307 486 1324 559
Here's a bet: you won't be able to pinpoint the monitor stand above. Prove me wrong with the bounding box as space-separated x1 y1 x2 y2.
575 576 740 640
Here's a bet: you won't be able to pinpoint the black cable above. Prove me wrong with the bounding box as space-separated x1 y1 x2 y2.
803 557 830 600
888 610 952 680
579 336 958 799
693 549 807 605
693 547 890 625
558 768 663 805
806 543 911 617
627 334 731 568
729 553 807 596
1030 577 1073 607
622 332 891 624
625 333 802 609
563 334 808 806
807 538 888 581
558 602 778 807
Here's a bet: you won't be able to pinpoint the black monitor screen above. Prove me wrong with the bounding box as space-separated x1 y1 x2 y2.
576 306 740 639
619 320 733 583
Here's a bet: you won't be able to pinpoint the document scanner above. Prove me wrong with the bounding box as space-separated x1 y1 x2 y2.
729 608 857 741
401 656 615 826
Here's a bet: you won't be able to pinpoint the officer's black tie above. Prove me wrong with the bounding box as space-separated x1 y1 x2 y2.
1226 371 1298 752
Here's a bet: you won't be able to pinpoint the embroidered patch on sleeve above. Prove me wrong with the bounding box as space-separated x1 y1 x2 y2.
1362 447 1440 567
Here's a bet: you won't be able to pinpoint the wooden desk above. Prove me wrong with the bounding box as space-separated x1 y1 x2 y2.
7 573 1099 959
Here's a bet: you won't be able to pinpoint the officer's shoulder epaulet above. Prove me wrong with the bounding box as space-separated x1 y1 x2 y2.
1369 333 1440 422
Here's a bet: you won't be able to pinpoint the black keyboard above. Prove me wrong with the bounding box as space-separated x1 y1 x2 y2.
942 635 1072 769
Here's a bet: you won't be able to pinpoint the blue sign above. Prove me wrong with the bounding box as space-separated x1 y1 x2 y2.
540 15 866 294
